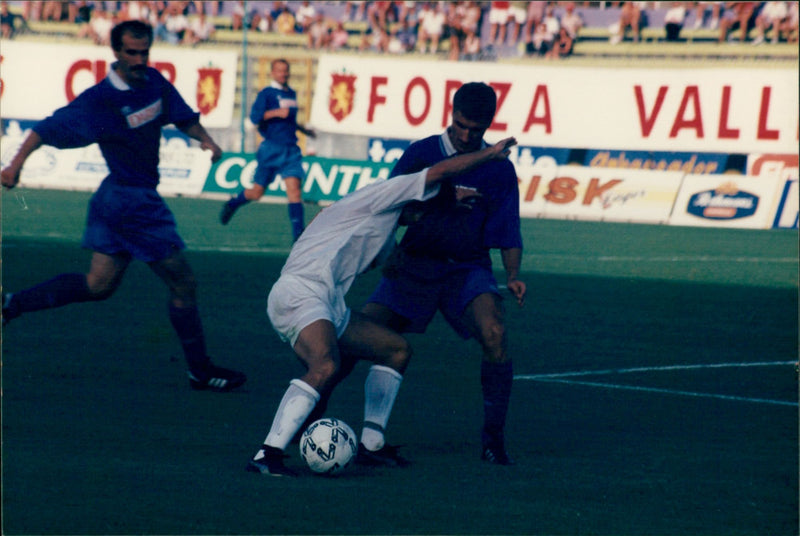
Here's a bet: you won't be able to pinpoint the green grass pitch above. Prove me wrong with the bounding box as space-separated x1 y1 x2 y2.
2 188 798 535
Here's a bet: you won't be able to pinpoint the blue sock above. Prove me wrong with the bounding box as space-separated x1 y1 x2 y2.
481 360 513 446
168 304 211 374
288 202 305 241
9 273 94 318
228 191 250 209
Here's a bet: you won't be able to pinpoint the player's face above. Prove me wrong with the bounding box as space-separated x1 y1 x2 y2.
113 33 151 87
271 61 290 86
449 110 491 153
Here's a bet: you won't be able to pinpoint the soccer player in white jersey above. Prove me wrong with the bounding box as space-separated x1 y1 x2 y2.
246 136 516 476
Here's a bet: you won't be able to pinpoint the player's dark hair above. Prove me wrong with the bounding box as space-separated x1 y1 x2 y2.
272 58 290 70
111 20 153 51
453 82 497 125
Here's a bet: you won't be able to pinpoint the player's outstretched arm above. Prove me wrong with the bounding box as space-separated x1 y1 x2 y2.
180 122 223 163
1 131 44 190
424 137 516 186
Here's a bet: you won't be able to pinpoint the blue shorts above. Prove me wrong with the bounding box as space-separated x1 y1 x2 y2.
366 266 500 339
82 181 185 263
253 141 304 187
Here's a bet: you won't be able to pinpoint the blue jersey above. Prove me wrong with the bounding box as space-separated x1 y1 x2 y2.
390 132 522 268
249 82 299 146
33 66 199 189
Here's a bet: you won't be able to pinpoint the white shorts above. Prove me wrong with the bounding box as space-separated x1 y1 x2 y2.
267 274 351 348
508 5 526 23
489 7 509 25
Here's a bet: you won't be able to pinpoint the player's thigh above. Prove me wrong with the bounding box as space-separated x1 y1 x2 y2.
86 251 131 295
338 311 411 372
360 301 411 333
283 176 302 203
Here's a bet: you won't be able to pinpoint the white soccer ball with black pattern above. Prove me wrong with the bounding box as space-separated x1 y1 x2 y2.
299 418 358 475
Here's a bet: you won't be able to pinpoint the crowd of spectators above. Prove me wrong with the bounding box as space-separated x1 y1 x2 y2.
3 1 797 54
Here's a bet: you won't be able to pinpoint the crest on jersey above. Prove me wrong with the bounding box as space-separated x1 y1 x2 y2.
329 72 356 122
196 65 222 115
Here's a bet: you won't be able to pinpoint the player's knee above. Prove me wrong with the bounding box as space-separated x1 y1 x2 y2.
481 320 506 355
387 338 412 373
85 276 117 301
308 358 340 389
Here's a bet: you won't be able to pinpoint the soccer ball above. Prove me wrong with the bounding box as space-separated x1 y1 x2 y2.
299 418 358 475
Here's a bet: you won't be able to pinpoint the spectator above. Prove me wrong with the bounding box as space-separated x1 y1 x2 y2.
307 12 331 49
328 20 350 49
396 0 416 25
256 1 286 32
752 1 788 44
718 1 759 42
185 10 215 45
526 20 553 55
69 1 93 24
359 24 389 51
507 0 527 46
294 0 316 33
155 2 189 44
21 1 42 22
446 1 467 61
42 1 65 22
1 1 17 38
78 6 115 45
344 0 368 22
367 0 395 32
610 1 642 44
523 0 545 43
548 25 574 58
488 1 510 45
664 1 687 41
231 0 256 30
460 26 482 60
417 1 446 53
560 1 584 40
778 0 798 42
394 18 417 51
693 1 721 29
274 4 296 34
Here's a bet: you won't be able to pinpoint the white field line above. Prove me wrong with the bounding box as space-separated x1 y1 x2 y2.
515 361 799 407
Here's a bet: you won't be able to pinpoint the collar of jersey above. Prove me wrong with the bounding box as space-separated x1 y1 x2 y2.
108 63 131 91
440 131 487 157
270 80 289 91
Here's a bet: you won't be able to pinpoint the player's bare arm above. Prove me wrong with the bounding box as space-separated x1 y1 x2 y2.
501 247 526 307
181 122 222 163
1 131 44 189
425 136 516 186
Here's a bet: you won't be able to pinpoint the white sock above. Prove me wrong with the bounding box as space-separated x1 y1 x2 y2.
361 365 403 451
260 379 320 453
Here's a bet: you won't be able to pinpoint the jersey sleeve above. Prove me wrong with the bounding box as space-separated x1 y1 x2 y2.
159 73 200 129
483 160 523 250
33 89 101 149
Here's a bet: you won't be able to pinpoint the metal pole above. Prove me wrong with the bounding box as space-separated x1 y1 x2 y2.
240 0 248 153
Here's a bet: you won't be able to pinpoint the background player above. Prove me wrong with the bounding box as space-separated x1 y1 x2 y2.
247 135 516 476
219 58 315 242
1 20 246 393
361 82 526 465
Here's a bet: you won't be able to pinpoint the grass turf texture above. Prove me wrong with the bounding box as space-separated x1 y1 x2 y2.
2 189 798 535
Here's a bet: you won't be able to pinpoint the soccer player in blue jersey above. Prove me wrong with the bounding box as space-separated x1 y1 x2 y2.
246 136 517 476
219 58 315 242
1 20 246 392
361 82 526 465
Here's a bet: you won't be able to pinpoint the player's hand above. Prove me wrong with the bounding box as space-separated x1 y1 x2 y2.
202 140 223 163
506 278 526 307
491 137 517 159
1 165 21 190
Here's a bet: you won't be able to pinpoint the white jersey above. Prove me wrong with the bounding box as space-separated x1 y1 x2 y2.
280 168 438 295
